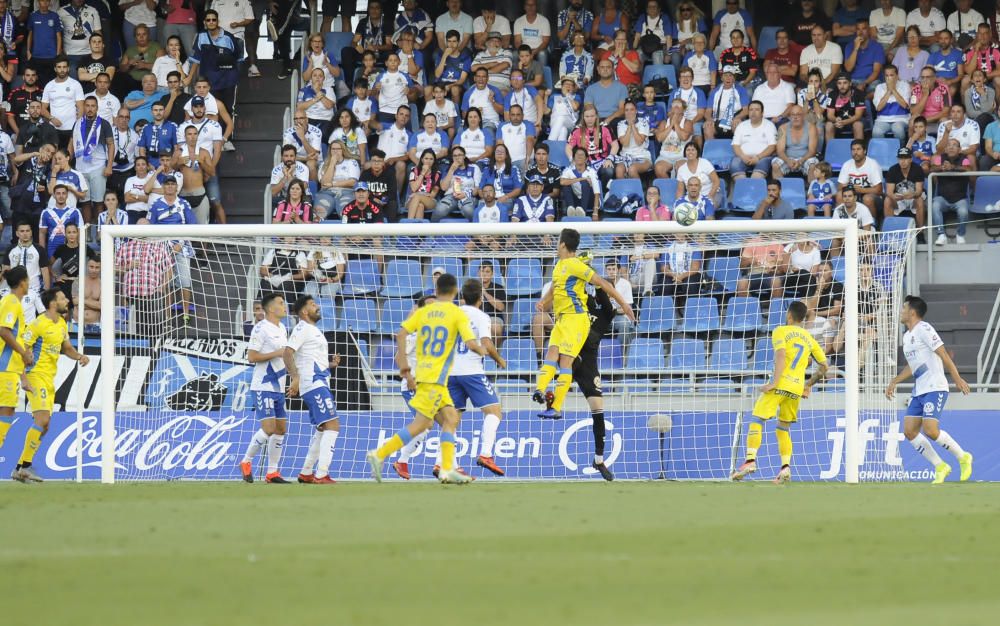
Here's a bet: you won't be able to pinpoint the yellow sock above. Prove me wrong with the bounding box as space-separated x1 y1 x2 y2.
746 420 763 461
776 424 793 467
19 425 43 465
551 370 573 412
440 432 456 471
535 361 557 393
375 429 411 462
0 416 12 446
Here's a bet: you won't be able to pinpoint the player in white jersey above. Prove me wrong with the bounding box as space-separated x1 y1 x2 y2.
886 296 973 484
239 293 293 484
286 295 342 485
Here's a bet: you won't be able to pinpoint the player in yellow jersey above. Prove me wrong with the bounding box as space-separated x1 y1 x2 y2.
732 300 829 484
0 266 36 473
533 229 636 419
10 288 89 482
366 273 487 484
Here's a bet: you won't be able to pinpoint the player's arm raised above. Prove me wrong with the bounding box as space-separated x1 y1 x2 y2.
589 274 636 323
60 337 89 367
885 365 912 399
396 326 416 391
282 346 300 397
935 345 971 395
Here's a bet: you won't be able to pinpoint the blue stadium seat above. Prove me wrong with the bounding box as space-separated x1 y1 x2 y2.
641 64 676 89
371 340 396 372
599 339 624 371
378 298 412 334
680 297 720 332
467 259 504 286
730 178 767 212
872 254 899 290
623 378 656 393
654 178 679 203
381 259 423 297
315 298 338 332
324 32 354 64
500 338 538 374
867 137 900 170
543 65 553 92
508 298 536 334
703 139 735 171
546 140 570 168
972 176 1000 214
722 297 763 332
637 296 675 334
700 378 738 394
427 257 464 288
626 338 666 369
757 26 779 56
824 138 853 171
506 258 543 297
343 259 382 296
409 104 419 132
751 337 774 372
562 215 592 222
880 216 915 253
607 178 644 200
709 339 750 372
667 338 706 370
706 256 741 293
830 256 846 283
338 298 378 332
765 298 793 330
780 177 806 211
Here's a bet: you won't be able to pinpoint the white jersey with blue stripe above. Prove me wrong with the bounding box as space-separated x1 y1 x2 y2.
248 319 288 392
401 332 417 393
287 320 330 395
451 305 491 376
903 321 948 396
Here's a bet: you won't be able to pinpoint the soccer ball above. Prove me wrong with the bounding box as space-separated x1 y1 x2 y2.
674 202 699 227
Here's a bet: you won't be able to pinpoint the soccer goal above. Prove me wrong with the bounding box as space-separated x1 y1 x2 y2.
95 219 915 483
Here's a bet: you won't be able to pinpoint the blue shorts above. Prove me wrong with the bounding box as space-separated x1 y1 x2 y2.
253 390 287 420
302 386 338 427
448 374 500 411
401 388 416 417
905 391 948 420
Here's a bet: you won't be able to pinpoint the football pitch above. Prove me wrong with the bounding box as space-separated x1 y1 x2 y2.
1 482 998 626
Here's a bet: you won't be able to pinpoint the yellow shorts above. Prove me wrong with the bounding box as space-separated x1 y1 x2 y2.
752 390 801 423
0 372 20 408
409 383 453 419
25 376 54 414
550 313 591 359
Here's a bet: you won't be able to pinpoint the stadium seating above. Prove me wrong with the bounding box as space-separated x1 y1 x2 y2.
500 338 539 375
508 298 537 334
543 66 554 92
765 298 794 330
637 296 676 334
880 216 915 253
757 27 780 58
667 338 706 370
681 297 721 332
709 339 750 372
467 259 504 285
830 256 846 283
338 298 378 333
381 260 423 297
730 178 767 212
872 254 899 291
706 256 741 293
653 178 679 202
722 297 763 332
599 338 624 371
700 378 738 393
371 340 396 372
824 139 853 171
506 258 544 297
703 139 735 172
607 179 644 200
378 298 412 334
973 176 1000 214
626 338 666 369
546 140 570 168
641 64 677 90
316 298 338 332
751 337 774 372
867 137 901 170
343 259 382 296
780 177 807 211
427 257 465 288
324 32 354 64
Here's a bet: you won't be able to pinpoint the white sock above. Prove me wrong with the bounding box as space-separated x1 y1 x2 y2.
910 433 944 467
398 430 427 463
243 429 268 463
267 434 285 474
594 454 604 464
301 431 322 474
933 430 967 460
316 430 339 478
479 414 501 457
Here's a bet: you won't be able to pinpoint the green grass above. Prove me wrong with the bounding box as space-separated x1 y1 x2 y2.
1 482 999 626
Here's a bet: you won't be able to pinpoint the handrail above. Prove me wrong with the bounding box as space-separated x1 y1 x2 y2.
924 170 1000 283
977 285 1000 385
289 69 299 112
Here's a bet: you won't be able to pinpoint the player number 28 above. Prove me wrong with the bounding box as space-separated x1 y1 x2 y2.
420 326 449 357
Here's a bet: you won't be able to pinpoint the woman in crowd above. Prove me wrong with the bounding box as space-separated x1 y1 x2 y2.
273 179 313 223
567 103 617 189
328 108 368 167
406 149 441 220
653 99 694 178
673 141 723 209
313 140 360 219
892 26 928 85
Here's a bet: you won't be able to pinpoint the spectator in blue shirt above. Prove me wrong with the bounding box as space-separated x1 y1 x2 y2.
556 0 594 51
39 185 82 255
559 32 594 87
432 29 471 104
27 0 62 83
928 29 964 99
831 0 868 49
188 10 244 132
584 58 628 125
480 143 522 214
124 72 167 127
843 18 883 94
148 176 196 318
137 103 178 168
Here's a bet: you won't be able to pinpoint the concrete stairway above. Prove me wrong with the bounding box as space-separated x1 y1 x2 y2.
917 283 1000 381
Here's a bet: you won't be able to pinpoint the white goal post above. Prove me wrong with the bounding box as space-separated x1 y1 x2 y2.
98 219 880 484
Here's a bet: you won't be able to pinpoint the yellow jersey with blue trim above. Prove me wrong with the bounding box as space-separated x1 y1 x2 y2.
0 293 25 374
23 314 68 382
400 301 476 385
772 324 827 397
552 256 595 316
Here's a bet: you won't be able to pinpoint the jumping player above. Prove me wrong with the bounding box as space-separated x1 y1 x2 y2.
886 295 973 483
392 294 434 480
0 267 35 474
286 295 342 485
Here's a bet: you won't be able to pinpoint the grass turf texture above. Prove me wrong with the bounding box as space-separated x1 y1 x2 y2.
1 482 998 626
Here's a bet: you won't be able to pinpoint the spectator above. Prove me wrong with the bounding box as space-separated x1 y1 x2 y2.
837 139 882 217
777 238 822 298
511 175 554 224
97 189 127 238
514 43 545 92
376 105 412 191
39 183 82 255
930 138 972 245
505 69 543 127
843 17 882 94
27 0 61 84
88 72 121 124
753 179 794 219
120 0 158 49
115 218 174 335
907 115 935 174
143 148 184 206
185 78 234 139
68 95 113 222
948 0 983 50
614 100 652 179
670 66 708 137
870 0 905 54
730 100 777 180
771 105 819 181
513 0 552 68
964 69 996 132
799 25 842 90
407 113 449 165
4 219 50 293
269 144 309 203
303 239 345 300
592 0 629 58
803 261 844 350
674 176 716 222
584 58 628 126
434 0 473 52
359 149 399 220
313 140 360 219
831 0 866 48
58 0 101 74
341 181 387 224
423 84 459 142
273 178 312 223
435 145 481 221
561 146 602 218
753 60 795 124
119 24 162 94
346 82 377 137
462 68 504 132
123 155 152 222
124 72 167 126
137 102 177 168
736 233 784 299
328 109 367 166
432 29 473 104
825 72 865 141
672 2 706 71
212 0 256 77
470 184 507 230
637 84 667 135
298 68 336 132
547 75 582 142
830 184 875 256
456 107 494 163
353 50 380 92
784 0 830 49
884 146 926 233
148 174 196 319
654 100 693 179
77 33 114 93
710 0 755 55
178 126 216 223
478 262 506 340
557 0 595 53
0 129 12 240
396 28 424 88
302 33 343 94
934 103 979 158
260 244 309 305
604 259 634 342
905 0 945 50
42 57 85 149
674 141 723 208
474 8 511 51
481 144 522 215
176 97 225 221
979 114 1000 171
342 0 392 87
719 28 759 92
78 255 100 326
404 148 440 220
633 0 671 66
610 27 645 90
891 26 928 87
524 143 562 208
797 67 831 129
704 68 749 139
961 24 1000 109
498 105 536 173
10 143 55 230
47 148 87 210
654 232 702 307
764 29 800 85
393 0 433 52
928 29 964 101
634 186 670 293
6 67 43 136
873 64 911 139
682 33 718 93
560 31 594 88
567 103 616 188
162 0 197 52
50 221 82 302
284 113 321 181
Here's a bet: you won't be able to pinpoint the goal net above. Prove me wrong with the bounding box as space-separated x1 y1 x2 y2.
90 220 915 483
